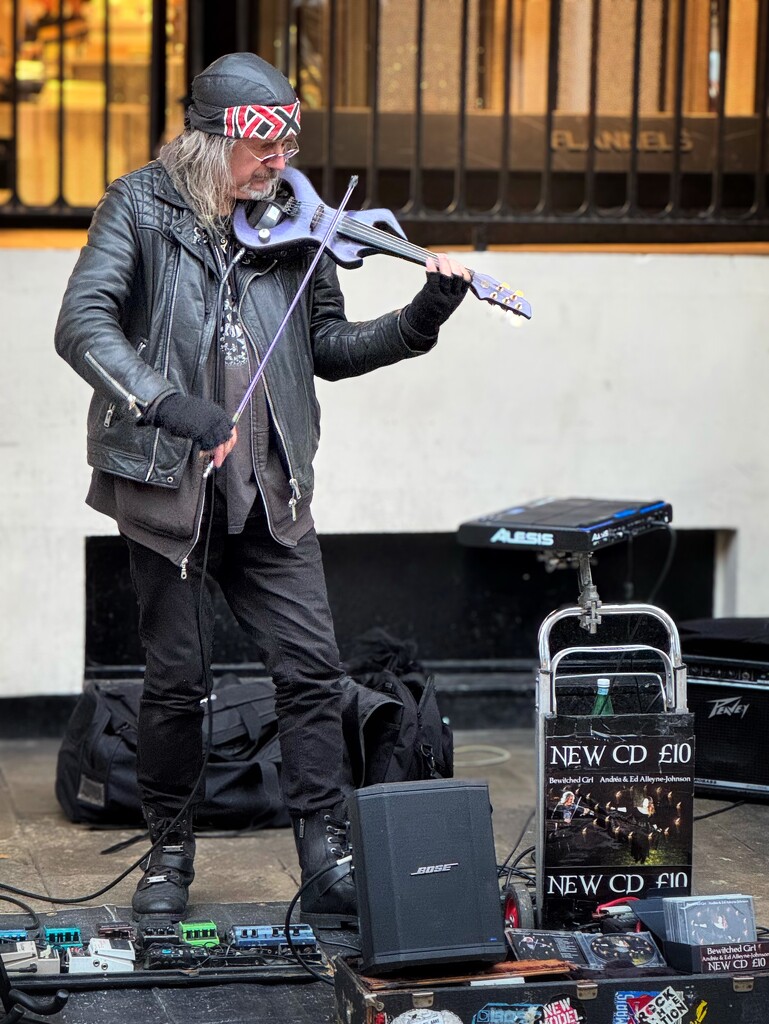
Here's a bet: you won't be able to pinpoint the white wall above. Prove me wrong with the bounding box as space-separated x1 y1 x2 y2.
1 247 766 697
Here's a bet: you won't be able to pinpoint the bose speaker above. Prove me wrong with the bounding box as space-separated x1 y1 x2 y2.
348 778 506 974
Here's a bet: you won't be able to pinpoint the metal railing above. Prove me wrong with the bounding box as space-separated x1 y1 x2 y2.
1 0 767 242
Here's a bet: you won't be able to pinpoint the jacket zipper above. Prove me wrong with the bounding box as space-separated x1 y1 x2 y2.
220 247 281 540
145 257 182 483
103 344 147 427
238 276 302 522
179 481 207 580
179 237 236 578
84 350 141 416
243 341 278 540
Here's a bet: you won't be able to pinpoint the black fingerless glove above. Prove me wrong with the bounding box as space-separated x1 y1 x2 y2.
401 270 471 341
144 393 233 450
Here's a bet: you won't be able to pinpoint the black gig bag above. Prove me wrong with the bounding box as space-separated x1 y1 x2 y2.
55 673 289 830
341 628 454 787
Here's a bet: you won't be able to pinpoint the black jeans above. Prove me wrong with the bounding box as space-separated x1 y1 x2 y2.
125 501 348 818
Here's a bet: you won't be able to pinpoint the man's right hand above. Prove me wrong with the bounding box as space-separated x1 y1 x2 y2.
208 426 238 468
145 393 236 458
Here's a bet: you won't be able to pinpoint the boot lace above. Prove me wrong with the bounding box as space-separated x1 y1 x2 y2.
323 813 352 859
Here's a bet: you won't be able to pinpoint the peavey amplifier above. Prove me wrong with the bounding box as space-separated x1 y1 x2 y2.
686 655 769 799
681 618 769 799
348 779 506 974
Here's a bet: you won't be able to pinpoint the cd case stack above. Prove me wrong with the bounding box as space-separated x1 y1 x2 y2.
662 894 757 946
506 929 666 970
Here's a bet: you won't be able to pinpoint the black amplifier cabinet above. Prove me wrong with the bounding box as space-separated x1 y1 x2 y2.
685 654 769 799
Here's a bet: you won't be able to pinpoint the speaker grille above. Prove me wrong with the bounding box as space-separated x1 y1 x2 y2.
689 677 769 790
349 779 506 973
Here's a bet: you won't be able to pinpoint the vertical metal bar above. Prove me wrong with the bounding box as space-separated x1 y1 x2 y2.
9 0 19 204
624 0 644 214
149 0 168 157
56 0 65 204
449 0 470 213
404 0 426 214
756 0 768 117
664 0 687 215
581 0 601 214
493 0 514 214
365 0 381 207
282 0 293 80
102 0 111 188
658 0 670 111
235 0 250 50
477 0 488 104
187 0 205 80
103 0 111 188
707 0 730 215
536 0 561 214
750 0 769 215
322 0 338 201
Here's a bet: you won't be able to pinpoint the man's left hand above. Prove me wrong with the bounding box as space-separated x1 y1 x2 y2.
402 253 472 339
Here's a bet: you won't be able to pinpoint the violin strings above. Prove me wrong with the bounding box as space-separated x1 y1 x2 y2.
291 200 437 266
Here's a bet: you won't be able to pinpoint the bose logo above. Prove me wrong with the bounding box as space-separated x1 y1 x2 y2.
410 863 459 875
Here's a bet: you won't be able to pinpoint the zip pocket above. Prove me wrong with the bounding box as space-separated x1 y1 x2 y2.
84 350 142 418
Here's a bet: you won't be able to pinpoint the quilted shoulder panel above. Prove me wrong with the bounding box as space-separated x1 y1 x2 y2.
120 161 181 236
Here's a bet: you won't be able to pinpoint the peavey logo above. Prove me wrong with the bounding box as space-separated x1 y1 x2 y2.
707 696 749 719
489 527 554 547
410 862 459 876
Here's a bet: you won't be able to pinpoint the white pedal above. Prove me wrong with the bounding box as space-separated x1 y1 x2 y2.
1 941 61 975
88 937 136 963
66 942 134 974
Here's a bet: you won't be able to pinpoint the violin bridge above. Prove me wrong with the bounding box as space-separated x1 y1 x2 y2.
310 204 325 232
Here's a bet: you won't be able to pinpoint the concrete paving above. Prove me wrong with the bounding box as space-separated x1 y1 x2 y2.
1 729 767 924
1 729 769 1024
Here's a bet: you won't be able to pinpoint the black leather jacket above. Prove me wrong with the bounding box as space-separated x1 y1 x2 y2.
55 161 427 530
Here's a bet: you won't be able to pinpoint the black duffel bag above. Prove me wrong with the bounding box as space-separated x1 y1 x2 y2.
55 673 289 830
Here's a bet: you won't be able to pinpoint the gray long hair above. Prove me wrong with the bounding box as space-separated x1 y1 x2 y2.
159 129 237 234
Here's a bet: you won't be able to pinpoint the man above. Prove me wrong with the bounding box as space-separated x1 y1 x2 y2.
55 52 470 926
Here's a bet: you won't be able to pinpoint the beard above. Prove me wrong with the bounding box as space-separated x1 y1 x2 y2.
236 170 280 202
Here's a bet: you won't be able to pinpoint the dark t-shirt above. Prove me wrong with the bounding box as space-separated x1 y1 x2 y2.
214 236 312 545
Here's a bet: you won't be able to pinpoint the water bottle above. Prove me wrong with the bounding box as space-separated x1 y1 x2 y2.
591 677 614 716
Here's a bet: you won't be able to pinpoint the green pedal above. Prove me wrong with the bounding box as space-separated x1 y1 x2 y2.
178 921 220 948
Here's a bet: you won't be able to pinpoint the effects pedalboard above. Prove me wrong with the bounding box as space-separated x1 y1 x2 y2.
0 921 323 980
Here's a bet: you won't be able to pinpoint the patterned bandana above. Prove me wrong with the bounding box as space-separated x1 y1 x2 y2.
223 100 301 140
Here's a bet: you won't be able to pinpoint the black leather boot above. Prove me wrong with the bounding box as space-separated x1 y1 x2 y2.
292 807 358 929
131 806 196 921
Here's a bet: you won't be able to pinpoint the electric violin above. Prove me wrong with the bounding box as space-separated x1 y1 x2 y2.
232 167 532 321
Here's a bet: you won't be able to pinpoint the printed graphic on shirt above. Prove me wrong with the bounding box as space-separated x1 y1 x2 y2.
220 291 248 368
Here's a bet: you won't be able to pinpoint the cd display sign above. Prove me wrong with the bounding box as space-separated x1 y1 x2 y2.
541 712 695 928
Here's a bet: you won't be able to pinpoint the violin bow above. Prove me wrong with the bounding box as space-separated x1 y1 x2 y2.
203 174 359 478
